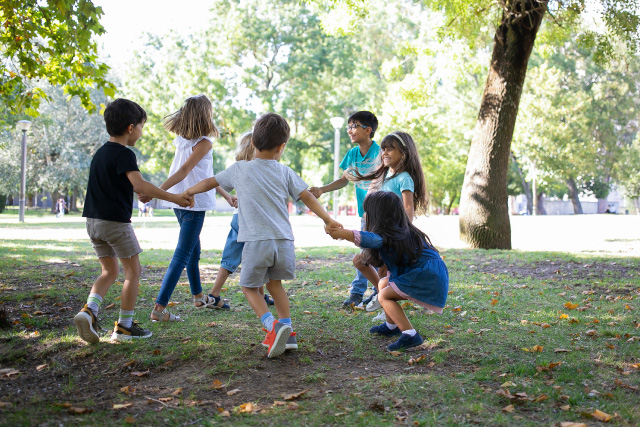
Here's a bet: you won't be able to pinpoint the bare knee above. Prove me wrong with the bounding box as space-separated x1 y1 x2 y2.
353 253 364 269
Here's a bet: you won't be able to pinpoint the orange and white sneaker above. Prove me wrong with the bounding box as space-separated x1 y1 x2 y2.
262 330 297 350
73 304 100 344
262 321 292 358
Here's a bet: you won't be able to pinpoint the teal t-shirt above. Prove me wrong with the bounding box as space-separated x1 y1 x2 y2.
381 171 414 199
340 142 380 217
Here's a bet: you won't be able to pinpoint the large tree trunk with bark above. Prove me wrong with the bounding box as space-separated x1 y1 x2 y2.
459 2 545 249
565 177 583 214
536 192 546 215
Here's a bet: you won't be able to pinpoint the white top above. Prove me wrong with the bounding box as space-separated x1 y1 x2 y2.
161 135 216 211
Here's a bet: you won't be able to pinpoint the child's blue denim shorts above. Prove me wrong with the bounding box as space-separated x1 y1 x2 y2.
220 213 243 273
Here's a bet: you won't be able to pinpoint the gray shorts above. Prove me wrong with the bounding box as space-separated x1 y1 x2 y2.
239 239 295 288
86 218 142 259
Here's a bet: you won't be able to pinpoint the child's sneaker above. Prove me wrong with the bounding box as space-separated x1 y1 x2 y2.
264 294 275 306
387 332 424 351
262 331 298 350
73 304 101 344
370 322 402 337
285 332 298 350
111 321 152 341
342 293 363 307
361 291 377 307
262 321 291 358
366 294 382 312
372 311 387 322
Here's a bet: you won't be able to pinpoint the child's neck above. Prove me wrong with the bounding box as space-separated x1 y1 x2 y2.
358 139 373 156
109 136 131 147
254 148 281 161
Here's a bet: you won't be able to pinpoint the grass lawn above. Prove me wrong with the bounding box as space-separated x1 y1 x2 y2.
0 213 639 426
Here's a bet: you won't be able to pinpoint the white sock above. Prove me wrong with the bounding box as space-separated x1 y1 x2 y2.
386 321 397 330
118 309 134 328
87 293 102 315
403 329 417 337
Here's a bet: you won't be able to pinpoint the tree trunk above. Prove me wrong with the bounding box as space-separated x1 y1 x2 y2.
459 2 545 249
510 151 533 214
597 198 608 213
565 177 583 214
536 192 546 215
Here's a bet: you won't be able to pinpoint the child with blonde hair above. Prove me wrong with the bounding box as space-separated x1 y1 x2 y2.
144 95 235 322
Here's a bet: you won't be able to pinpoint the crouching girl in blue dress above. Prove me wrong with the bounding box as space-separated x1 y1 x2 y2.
328 191 448 351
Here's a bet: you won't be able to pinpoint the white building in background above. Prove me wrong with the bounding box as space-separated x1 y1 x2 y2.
509 189 638 215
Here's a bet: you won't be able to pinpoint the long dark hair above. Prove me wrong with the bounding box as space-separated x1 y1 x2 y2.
351 131 428 217
360 191 436 267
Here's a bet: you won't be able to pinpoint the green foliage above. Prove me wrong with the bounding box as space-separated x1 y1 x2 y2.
0 0 115 115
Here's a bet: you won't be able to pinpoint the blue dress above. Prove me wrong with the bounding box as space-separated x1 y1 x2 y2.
354 230 449 313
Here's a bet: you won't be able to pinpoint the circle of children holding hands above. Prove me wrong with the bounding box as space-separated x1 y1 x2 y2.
73 99 448 355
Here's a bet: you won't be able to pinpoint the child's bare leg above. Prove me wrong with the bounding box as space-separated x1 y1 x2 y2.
119 255 142 311
266 280 289 320
209 267 231 297
242 285 269 317
90 256 120 297
353 253 380 290
259 286 265 297
379 285 412 331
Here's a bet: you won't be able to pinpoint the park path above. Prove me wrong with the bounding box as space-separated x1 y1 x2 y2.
1 213 639 256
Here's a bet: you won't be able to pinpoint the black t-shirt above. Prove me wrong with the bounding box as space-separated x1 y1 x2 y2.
82 142 140 223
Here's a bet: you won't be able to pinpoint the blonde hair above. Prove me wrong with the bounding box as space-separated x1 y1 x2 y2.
235 132 254 161
163 94 220 139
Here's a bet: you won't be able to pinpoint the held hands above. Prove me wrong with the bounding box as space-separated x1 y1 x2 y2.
137 194 152 204
324 220 343 240
175 192 194 208
227 195 238 209
308 187 323 198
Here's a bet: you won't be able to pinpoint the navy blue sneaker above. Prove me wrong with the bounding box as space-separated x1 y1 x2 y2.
369 322 402 337
387 332 424 351
264 294 275 306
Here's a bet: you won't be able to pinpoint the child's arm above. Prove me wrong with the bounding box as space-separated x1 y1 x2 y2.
126 171 191 207
309 174 349 198
298 189 342 230
329 228 354 242
216 187 237 208
402 190 415 221
159 139 212 191
185 177 220 197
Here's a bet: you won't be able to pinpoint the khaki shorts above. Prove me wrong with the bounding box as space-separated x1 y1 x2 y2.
239 239 295 287
86 218 142 259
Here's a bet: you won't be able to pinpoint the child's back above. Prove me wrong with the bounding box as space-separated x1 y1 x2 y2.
216 158 306 242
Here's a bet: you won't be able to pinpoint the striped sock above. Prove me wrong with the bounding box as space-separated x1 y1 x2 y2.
279 317 292 330
86 293 102 315
118 309 134 328
260 312 276 331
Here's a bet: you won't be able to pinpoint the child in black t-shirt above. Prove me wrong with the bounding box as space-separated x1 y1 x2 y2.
73 99 191 344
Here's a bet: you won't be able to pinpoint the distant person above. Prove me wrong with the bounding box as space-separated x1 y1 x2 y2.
184 113 341 358
138 201 147 217
73 98 191 344
309 111 380 308
328 191 448 351
141 95 236 323
56 197 67 218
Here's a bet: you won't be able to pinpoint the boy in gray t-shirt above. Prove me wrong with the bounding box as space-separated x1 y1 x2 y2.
185 113 341 358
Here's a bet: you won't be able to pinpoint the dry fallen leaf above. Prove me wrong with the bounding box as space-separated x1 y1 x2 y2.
130 370 149 377
502 404 515 413
123 360 136 368
564 302 579 310
210 380 225 389
534 394 549 402
112 403 133 410
227 388 241 396
171 388 183 396
36 364 48 371
554 349 571 353
104 303 115 310
590 409 612 422
389 351 402 356
158 397 173 402
236 402 256 413
532 345 544 352
67 407 92 415
282 389 309 401
120 386 136 394
219 409 231 417
560 405 571 411
560 423 587 427
124 416 136 424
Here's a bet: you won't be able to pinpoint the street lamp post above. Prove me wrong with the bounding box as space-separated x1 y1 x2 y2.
329 117 345 219
16 120 32 223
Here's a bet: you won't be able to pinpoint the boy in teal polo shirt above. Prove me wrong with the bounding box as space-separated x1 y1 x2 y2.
309 111 380 307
